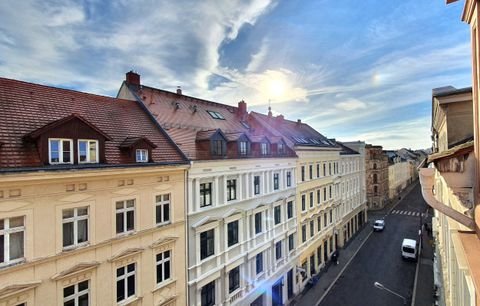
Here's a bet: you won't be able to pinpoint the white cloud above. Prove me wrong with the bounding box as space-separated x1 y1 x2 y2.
336 99 367 111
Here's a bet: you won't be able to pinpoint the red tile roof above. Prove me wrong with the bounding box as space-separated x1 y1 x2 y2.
0 77 187 170
125 83 296 160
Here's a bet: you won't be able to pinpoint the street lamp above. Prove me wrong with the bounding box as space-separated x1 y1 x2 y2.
374 282 407 305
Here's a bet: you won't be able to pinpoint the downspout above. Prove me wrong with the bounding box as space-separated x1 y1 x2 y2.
419 168 475 229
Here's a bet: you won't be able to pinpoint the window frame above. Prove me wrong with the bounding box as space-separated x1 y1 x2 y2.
227 220 239 247
273 173 279 190
201 280 215 306
274 205 281 225
116 263 136 303
62 206 89 250
155 194 171 226
63 280 89 306
260 143 269 156
254 176 260 195
239 140 248 156
256 252 264 275
48 138 73 164
200 229 215 260
156 250 171 285
135 149 148 163
287 201 294 219
77 139 99 164
228 266 240 294
254 212 263 235
0 216 25 266
288 234 294 251
115 199 135 235
275 241 282 261
286 171 291 187
226 179 237 201
200 182 213 207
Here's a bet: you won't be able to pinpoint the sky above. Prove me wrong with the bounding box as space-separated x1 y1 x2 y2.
0 0 472 150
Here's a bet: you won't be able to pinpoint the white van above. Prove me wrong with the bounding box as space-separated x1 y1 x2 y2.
401 238 417 260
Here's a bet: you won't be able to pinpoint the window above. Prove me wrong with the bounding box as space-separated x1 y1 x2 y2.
116 263 136 303
254 176 260 195
229 266 240 293
287 201 293 219
301 166 305 181
212 140 225 156
329 163 332 175
310 220 314 237
329 186 332 199
239 141 248 156
286 171 291 187
323 188 327 202
227 221 239 247
278 143 285 155
261 143 268 155
156 250 171 284
201 281 215 306
275 241 282 260
301 194 306 211
323 163 326 176
155 194 171 226
0 217 25 266
288 234 294 251
373 173 378 184
115 199 135 234
227 179 237 201
200 229 215 260
255 212 262 234
78 140 98 163
373 163 377 170
317 216 322 232
302 225 306 243
324 214 327 227
135 149 148 163
317 164 320 178
62 207 88 249
200 183 212 207
49 138 73 164
207 110 225 119
310 192 314 208
374 186 378 195
309 165 313 180
251 295 264 306
273 173 279 190
63 280 89 306
317 190 321 204
317 247 322 265
329 210 333 224
256 252 263 274
274 206 281 225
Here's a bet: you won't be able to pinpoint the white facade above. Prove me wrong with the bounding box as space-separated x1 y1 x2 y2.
388 160 412 199
186 158 298 306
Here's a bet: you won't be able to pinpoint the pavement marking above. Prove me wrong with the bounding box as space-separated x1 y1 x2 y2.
314 229 374 306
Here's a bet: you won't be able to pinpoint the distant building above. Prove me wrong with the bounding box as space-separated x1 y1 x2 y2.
385 151 414 200
0 78 189 306
365 144 389 210
420 85 475 306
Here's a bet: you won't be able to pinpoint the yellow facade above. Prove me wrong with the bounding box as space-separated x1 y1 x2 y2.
0 166 187 306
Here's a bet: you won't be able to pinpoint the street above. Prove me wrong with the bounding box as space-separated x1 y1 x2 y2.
318 184 428 306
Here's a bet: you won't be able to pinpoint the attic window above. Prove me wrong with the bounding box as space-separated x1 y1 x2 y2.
49 139 73 164
207 110 225 120
241 121 250 129
278 143 285 155
136 149 148 163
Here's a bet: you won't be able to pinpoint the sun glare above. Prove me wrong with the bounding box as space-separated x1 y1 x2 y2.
266 78 287 98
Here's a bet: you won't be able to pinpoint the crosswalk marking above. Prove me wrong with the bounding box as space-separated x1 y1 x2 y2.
389 210 426 218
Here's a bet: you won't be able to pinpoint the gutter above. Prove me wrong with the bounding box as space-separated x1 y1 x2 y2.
419 168 474 229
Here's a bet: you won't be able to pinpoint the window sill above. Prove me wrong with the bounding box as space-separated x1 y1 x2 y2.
152 278 176 293
118 295 142 306
0 258 25 270
156 222 171 228
62 242 90 252
115 231 136 239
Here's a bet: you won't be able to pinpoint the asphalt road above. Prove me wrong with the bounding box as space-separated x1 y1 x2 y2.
319 184 427 306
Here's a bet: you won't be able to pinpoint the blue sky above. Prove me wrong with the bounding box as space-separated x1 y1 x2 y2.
0 0 472 149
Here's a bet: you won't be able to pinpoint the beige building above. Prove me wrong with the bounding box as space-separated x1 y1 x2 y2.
0 78 189 306
420 85 476 306
387 157 413 200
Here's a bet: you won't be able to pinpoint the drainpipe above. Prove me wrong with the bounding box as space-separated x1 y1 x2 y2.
418 168 474 229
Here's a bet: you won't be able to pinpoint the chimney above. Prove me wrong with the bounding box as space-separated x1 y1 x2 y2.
275 114 284 124
177 86 182 95
238 100 247 117
126 71 140 86
297 119 302 125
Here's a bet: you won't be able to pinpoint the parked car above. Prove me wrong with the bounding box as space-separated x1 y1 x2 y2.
401 238 417 260
373 219 385 231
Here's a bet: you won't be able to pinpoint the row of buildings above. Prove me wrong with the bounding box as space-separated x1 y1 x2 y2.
419 1 480 306
364 145 422 211
0 72 371 306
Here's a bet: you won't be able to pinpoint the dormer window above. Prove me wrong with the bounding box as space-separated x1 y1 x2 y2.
239 141 248 155
78 140 98 163
278 143 285 155
49 138 73 164
261 143 268 156
212 140 225 156
136 149 148 163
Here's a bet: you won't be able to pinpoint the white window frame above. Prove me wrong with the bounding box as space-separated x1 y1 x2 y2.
156 250 172 284
0 217 25 266
155 194 171 226
48 138 73 164
116 263 136 303
63 280 90 306
261 143 268 155
62 207 89 250
78 139 99 164
135 149 148 163
115 200 135 235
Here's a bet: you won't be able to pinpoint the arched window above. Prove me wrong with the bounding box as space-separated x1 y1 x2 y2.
373 173 377 184
374 186 378 195
373 163 377 170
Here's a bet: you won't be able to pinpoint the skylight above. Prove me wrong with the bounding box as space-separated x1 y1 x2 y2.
241 121 250 129
207 110 225 120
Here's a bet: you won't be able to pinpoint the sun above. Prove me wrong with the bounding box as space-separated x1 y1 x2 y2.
267 78 287 98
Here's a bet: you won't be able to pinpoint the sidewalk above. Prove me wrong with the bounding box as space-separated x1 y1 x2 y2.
291 180 420 306
413 208 434 306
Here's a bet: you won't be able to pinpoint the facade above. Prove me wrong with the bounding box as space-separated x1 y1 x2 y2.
0 78 189 306
118 73 299 306
420 85 475 306
384 152 414 200
365 145 389 210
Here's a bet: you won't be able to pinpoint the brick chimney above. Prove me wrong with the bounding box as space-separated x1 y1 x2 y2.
238 100 247 118
297 119 302 125
177 86 182 95
275 114 284 124
126 71 140 86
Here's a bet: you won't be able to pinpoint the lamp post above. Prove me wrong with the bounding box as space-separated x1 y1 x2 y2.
374 282 407 305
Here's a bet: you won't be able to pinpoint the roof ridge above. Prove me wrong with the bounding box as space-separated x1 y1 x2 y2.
0 77 135 103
